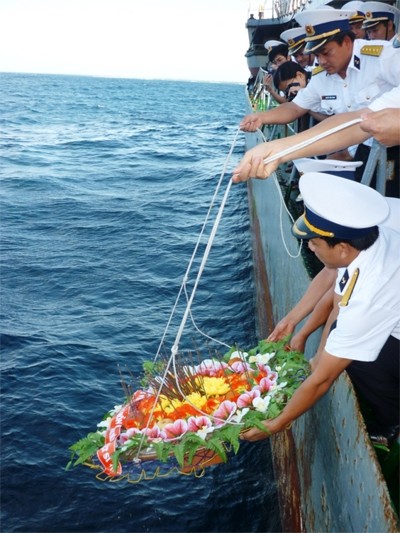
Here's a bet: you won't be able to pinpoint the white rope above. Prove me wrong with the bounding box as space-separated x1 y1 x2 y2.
170 176 233 358
262 117 363 166
135 129 241 458
153 128 240 362
259 128 303 259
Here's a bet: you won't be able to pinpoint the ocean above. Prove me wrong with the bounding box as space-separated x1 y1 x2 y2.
0 73 281 533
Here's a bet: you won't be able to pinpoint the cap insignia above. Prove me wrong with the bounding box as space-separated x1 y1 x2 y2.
288 38 295 46
305 24 315 37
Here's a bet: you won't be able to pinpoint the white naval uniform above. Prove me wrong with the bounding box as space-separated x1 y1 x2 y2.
293 39 400 115
368 84 400 110
326 216 400 362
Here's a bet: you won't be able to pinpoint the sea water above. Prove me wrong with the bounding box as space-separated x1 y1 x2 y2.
0 73 281 532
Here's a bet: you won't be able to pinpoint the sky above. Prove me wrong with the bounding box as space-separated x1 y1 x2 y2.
0 0 253 83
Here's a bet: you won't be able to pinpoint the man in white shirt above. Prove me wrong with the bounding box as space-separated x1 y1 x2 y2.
233 85 400 186
240 9 400 132
361 1 400 42
280 27 316 71
240 174 400 444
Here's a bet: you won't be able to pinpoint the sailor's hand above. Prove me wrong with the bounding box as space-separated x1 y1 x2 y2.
360 109 400 147
232 143 280 183
263 73 273 91
240 422 273 441
288 331 306 354
239 113 264 132
267 316 296 342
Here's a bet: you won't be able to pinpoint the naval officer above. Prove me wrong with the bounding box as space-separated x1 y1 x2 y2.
240 9 400 132
240 174 400 444
361 1 400 42
280 27 316 70
341 0 366 39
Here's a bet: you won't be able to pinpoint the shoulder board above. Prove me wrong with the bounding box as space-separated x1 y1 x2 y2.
312 65 325 76
360 45 384 57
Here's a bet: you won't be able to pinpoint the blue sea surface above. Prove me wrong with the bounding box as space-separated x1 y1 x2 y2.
0 73 281 533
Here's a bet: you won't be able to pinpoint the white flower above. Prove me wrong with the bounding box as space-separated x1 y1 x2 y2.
229 350 249 360
97 418 112 429
231 407 250 424
111 404 123 415
197 426 215 440
252 395 271 413
249 352 275 365
268 381 288 398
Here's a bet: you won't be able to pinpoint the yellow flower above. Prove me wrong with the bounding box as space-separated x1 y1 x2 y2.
197 376 231 396
159 395 184 414
184 392 208 409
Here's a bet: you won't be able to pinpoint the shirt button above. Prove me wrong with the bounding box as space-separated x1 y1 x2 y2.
344 84 347 88
347 105 351 108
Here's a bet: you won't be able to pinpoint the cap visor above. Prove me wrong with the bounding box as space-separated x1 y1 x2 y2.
291 214 319 239
304 38 327 53
362 19 382 29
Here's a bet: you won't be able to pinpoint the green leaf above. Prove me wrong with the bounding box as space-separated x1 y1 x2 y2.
173 441 186 467
66 431 104 468
207 437 228 462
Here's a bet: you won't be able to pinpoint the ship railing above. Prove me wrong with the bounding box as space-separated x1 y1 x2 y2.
250 0 314 21
361 141 387 195
247 66 297 142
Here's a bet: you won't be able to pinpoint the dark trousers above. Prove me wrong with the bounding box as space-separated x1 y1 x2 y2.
346 335 400 436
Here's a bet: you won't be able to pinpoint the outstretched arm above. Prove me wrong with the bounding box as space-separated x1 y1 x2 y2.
268 267 336 343
240 349 352 440
233 110 370 182
289 286 334 354
240 102 306 132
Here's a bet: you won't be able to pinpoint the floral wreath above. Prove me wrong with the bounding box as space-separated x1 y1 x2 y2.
67 338 310 482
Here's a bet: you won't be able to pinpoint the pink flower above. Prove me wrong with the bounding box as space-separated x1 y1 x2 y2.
256 362 272 374
258 377 274 393
187 416 212 432
119 427 141 444
163 419 188 440
212 400 237 426
237 389 261 408
230 361 253 374
143 426 165 440
195 359 228 376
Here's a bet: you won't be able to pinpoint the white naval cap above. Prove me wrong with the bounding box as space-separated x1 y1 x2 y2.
362 1 400 28
341 1 366 23
291 173 390 240
295 9 354 53
293 158 363 179
264 39 284 51
280 27 307 54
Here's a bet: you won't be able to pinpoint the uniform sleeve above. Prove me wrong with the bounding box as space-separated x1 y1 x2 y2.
326 299 400 362
378 46 400 90
368 85 400 111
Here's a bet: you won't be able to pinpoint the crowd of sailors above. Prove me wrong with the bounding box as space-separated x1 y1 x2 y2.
235 2 400 463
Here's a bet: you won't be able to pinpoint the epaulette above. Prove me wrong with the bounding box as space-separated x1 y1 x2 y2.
312 65 325 76
360 44 384 57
